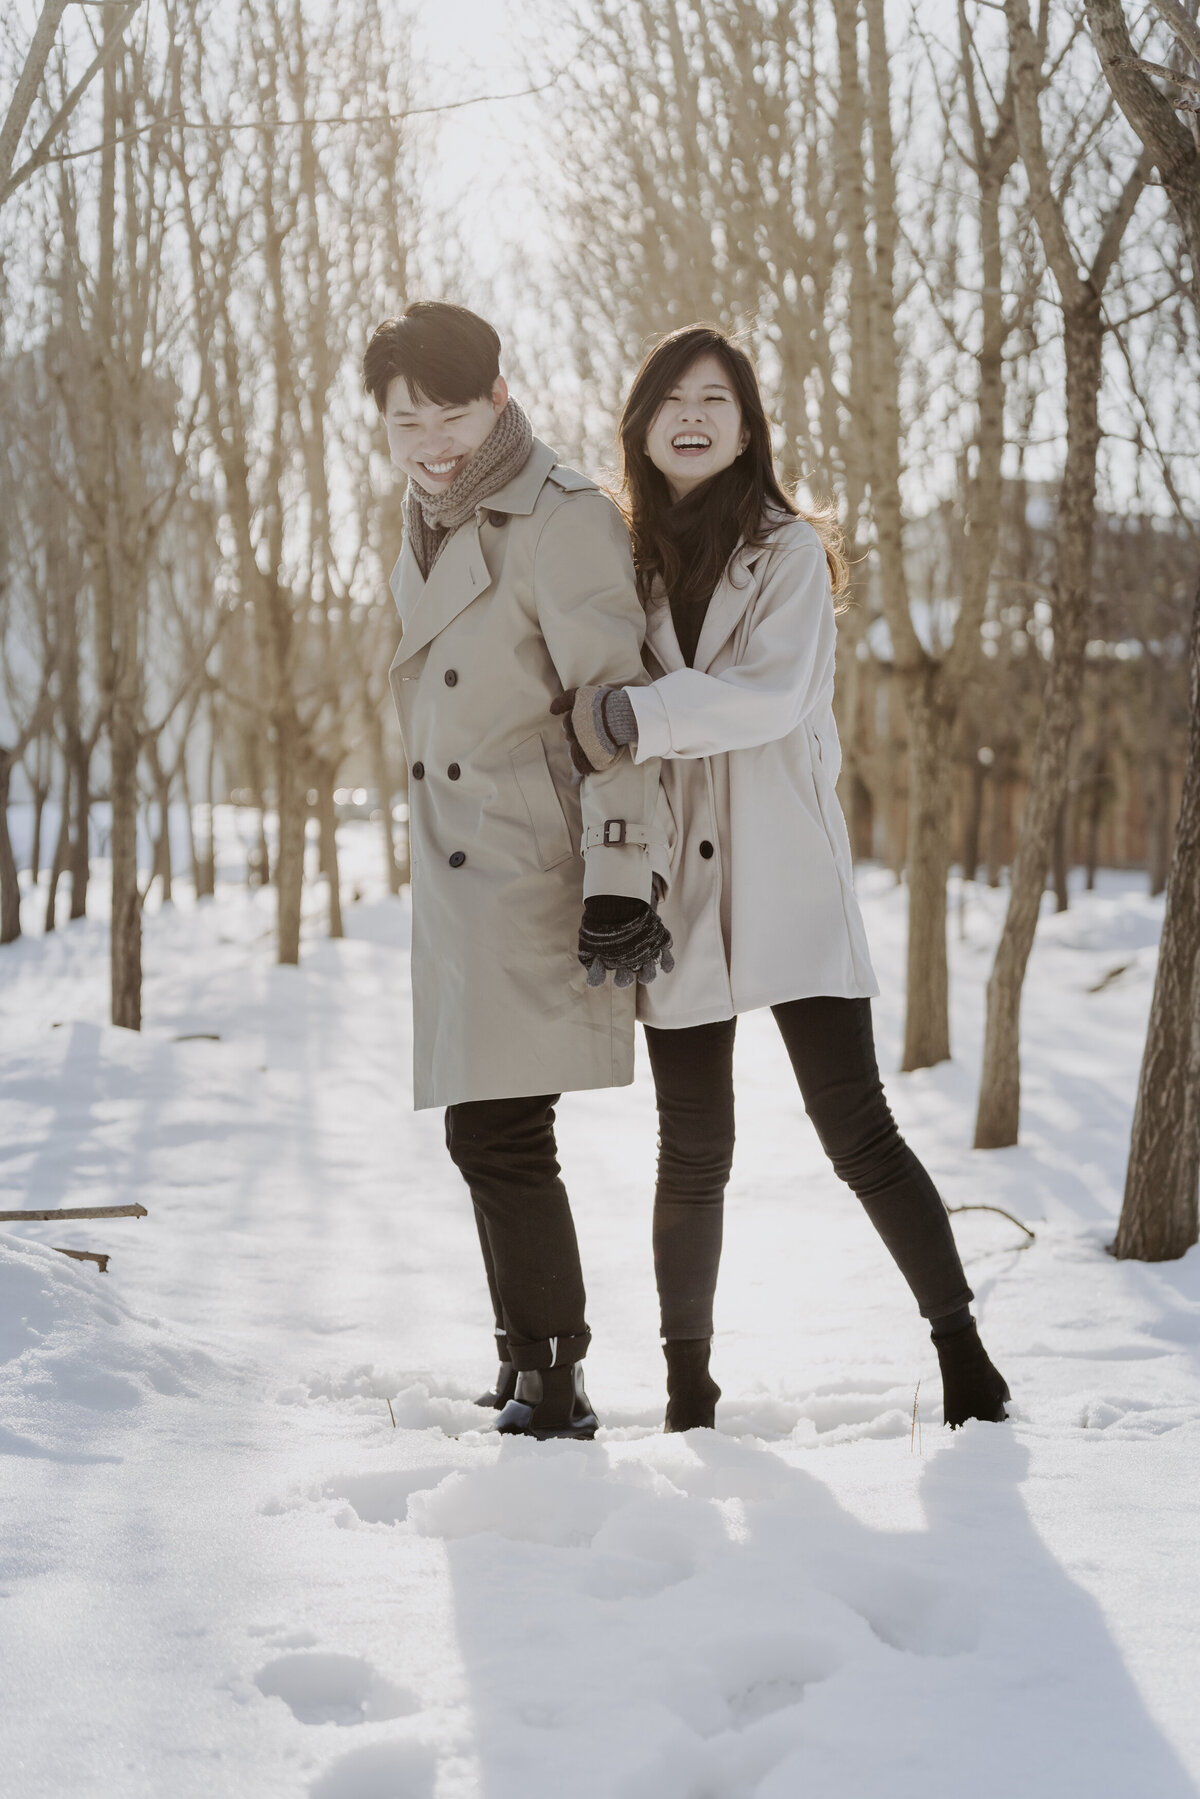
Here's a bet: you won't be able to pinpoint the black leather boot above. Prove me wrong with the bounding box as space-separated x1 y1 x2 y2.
934 1319 1010 1427
475 1360 517 1409
495 1363 599 1440
663 1338 721 1433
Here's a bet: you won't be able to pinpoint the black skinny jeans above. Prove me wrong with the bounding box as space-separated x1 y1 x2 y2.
444 1094 590 1372
644 996 973 1340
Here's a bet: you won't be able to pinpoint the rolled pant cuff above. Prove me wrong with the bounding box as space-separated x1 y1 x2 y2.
507 1330 591 1372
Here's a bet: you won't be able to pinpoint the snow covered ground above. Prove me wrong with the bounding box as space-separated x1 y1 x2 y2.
1 818 1198 1799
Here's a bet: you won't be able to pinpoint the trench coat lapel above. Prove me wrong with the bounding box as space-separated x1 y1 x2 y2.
388 442 559 670
389 518 492 669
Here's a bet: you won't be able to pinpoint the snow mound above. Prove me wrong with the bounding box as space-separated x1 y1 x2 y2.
0 1235 219 1456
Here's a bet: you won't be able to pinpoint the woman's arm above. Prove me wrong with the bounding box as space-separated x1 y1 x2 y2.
627 536 836 762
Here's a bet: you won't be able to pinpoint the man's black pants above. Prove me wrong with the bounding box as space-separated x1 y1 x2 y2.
444 1095 590 1372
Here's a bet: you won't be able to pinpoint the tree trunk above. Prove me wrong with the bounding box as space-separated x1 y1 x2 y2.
29 763 47 886
180 759 199 892
1112 576 1200 1259
196 699 216 899
44 766 71 933
68 740 91 920
975 309 1103 1148
985 759 1005 887
274 712 305 965
314 764 344 939
902 679 953 1067
1052 793 1070 912
109 702 142 1028
0 756 21 945
150 760 173 904
962 754 985 884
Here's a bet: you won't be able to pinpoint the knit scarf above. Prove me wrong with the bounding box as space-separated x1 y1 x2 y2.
403 397 534 579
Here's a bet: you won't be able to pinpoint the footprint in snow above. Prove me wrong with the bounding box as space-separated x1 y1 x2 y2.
254 1652 418 1727
323 1465 460 1526
309 1738 436 1799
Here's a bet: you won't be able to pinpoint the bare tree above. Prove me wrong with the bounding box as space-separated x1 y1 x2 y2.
1 0 143 207
974 0 1152 1146
1085 0 1200 1257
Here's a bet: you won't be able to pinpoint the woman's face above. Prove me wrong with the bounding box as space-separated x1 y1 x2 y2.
643 352 749 501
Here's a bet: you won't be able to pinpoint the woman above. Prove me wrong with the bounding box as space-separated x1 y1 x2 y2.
555 324 1010 1433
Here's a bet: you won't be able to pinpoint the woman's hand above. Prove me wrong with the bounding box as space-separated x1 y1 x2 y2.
551 686 638 775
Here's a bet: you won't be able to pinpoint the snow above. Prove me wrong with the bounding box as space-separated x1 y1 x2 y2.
2 820 1199 1798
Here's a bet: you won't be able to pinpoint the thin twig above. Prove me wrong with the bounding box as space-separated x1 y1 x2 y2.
0 1204 148 1221
946 1203 1036 1241
386 1398 396 1429
51 1247 110 1271
911 1379 922 1454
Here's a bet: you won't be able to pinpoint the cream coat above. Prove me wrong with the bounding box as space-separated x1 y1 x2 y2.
388 439 664 1110
629 514 878 1030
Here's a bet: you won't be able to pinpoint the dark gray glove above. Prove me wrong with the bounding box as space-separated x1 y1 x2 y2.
578 894 674 988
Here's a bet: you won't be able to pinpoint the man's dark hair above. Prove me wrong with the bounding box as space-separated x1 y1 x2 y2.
362 302 501 412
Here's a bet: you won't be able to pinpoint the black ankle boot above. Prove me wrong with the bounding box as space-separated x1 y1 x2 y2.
495 1363 599 1440
934 1319 1010 1428
663 1338 721 1433
475 1360 517 1409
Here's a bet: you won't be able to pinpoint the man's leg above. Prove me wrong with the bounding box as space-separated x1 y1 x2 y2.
444 1092 590 1372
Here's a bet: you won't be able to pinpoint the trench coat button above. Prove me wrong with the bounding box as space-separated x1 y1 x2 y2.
486 509 508 528
444 669 458 687
699 840 715 859
448 851 466 868
447 762 461 780
411 761 425 780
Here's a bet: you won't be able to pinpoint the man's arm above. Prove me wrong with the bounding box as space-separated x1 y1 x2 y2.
532 491 664 903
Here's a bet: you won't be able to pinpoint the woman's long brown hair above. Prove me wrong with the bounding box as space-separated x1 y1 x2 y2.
617 324 847 607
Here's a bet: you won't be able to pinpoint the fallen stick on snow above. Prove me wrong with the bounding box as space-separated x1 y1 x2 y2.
946 1203 1035 1242
0 1204 148 1222
51 1247 110 1272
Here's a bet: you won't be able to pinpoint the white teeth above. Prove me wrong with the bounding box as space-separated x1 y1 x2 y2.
422 459 458 474
672 436 711 449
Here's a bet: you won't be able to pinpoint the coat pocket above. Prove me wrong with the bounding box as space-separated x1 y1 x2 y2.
510 732 574 871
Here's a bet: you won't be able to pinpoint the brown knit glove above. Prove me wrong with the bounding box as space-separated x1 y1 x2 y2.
550 686 638 776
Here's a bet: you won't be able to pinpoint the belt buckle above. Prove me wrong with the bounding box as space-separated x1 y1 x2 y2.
602 818 627 846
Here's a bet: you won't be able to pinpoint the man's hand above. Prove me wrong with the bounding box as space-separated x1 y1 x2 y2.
551 686 638 776
577 894 674 988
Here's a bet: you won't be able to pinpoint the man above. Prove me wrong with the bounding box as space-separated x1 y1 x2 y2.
363 302 671 1440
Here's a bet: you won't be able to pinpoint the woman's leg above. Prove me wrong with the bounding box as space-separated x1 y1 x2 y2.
771 996 1008 1425
769 996 973 1321
643 1018 738 1341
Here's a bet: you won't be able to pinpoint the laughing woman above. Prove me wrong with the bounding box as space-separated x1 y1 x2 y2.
555 325 1010 1433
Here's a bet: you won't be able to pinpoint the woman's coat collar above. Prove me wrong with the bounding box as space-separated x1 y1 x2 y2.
644 535 773 676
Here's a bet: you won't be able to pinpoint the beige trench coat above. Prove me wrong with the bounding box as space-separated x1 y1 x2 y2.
388 439 664 1110
629 515 879 1030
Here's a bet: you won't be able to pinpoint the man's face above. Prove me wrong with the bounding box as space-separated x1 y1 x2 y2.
383 376 508 492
